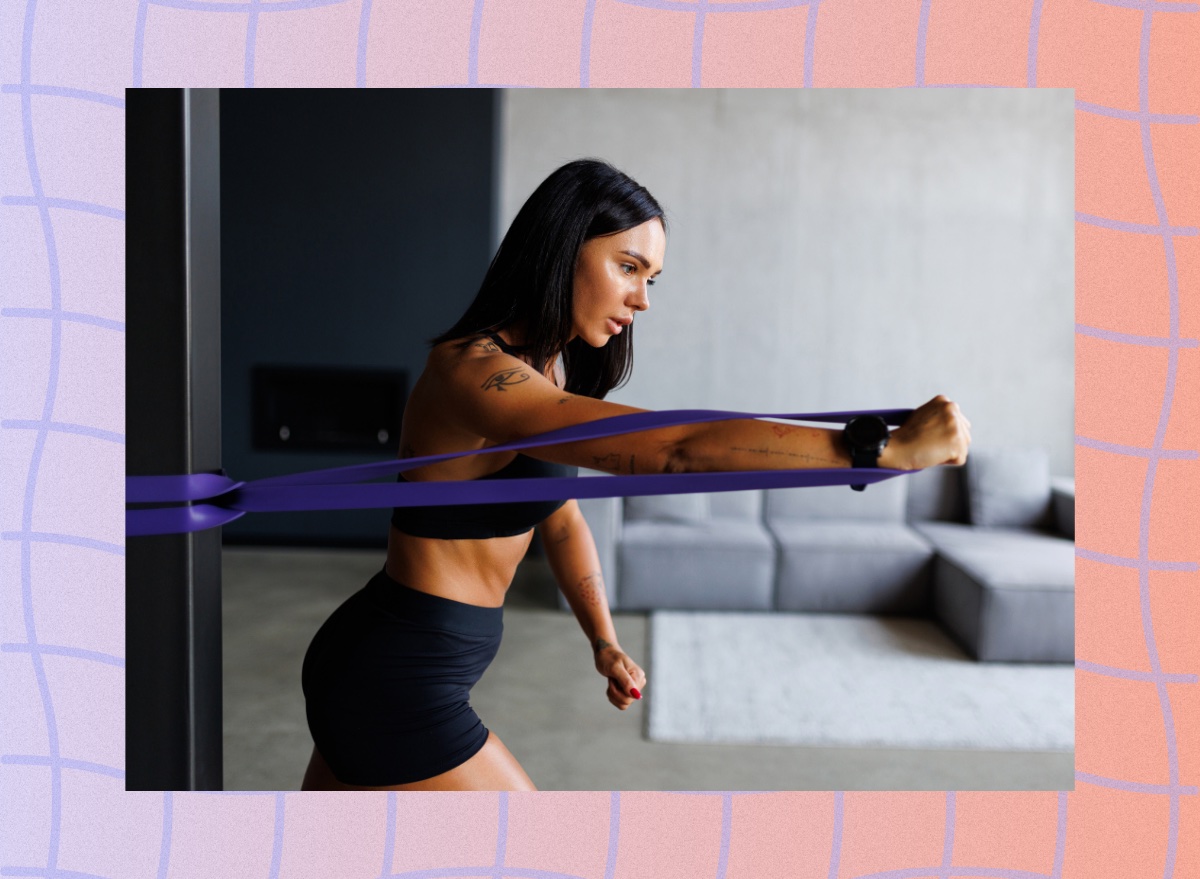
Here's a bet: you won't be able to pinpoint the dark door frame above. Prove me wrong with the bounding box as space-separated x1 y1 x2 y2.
126 88 223 791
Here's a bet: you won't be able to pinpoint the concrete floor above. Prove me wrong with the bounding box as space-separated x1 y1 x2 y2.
222 547 1074 791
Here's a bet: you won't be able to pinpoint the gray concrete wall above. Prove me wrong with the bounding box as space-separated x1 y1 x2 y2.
501 90 1074 477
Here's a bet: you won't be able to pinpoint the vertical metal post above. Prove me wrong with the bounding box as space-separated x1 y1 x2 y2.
126 88 223 790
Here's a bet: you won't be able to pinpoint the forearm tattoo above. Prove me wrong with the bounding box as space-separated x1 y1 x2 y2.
730 445 832 464
558 396 572 404
577 572 606 610
481 367 530 391
591 452 621 471
594 637 614 654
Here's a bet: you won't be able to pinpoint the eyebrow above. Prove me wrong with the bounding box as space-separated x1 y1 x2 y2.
620 250 662 274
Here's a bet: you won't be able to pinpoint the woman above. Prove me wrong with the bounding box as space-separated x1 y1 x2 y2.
300 159 970 791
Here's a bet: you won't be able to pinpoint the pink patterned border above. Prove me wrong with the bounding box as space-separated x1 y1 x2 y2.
1 1 1196 876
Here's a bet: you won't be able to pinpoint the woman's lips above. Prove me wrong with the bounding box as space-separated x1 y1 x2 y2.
607 318 623 335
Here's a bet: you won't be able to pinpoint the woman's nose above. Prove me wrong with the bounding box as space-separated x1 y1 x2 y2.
630 283 650 312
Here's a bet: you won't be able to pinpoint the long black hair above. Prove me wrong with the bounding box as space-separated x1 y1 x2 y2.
432 158 666 399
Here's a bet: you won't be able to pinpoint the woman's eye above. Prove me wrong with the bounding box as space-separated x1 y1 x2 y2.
622 264 636 275
647 278 657 286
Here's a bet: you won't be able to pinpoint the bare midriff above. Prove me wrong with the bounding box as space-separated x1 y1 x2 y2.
384 521 532 609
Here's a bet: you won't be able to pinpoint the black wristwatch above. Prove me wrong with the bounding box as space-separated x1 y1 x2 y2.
842 415 890 491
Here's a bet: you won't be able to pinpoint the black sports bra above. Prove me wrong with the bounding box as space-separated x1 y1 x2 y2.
390 454 578 539
390 333 577 539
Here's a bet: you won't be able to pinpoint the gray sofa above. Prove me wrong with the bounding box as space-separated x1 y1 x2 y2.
562 448 1075 663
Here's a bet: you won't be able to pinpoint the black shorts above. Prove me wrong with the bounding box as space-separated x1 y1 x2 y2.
301 567 504 786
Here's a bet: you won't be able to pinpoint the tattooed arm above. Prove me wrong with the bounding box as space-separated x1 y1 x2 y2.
538 500 617 649
538 500 646 710
667 396 970 473
563 400 970 476
433 338 968 475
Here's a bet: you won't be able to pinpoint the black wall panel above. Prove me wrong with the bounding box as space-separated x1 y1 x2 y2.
219 89 498 546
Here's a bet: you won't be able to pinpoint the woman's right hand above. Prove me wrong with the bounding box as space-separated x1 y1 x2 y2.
880 395 971 471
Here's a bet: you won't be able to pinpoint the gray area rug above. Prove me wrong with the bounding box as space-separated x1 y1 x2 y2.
647 612 1074 750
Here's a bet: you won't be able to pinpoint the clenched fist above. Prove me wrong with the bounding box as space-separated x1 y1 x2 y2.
594 642 647 710
879 395 972 471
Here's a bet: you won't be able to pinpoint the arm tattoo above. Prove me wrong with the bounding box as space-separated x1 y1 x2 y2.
732 445 773 456
770 423 800 438
481 367 530 392
474 340 501 353
578 572 606 610
731 445 829 464
592 453 621 471
558 396 572 404
594 637 614 654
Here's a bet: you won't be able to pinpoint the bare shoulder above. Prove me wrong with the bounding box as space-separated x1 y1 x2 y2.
427 334 532 388
429 334 504 369
421 334 665 469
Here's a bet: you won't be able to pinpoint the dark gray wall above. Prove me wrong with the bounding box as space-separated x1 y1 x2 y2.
220 90 497 545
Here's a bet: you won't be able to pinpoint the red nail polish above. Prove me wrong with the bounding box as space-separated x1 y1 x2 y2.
631 688 641 699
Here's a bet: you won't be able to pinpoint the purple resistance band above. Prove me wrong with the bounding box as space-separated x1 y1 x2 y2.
126 407 913 537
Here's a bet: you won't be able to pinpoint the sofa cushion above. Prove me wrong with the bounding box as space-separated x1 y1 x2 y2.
769 520 934 613
905 466 968 523
709 489 763 521
625 492 710 523
966 447 1051 528
764 474 908 523
619 520 774 611
916 522 1074 588
915 522 1074 662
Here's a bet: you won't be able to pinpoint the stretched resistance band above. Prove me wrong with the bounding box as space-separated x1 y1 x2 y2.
127 407 912 537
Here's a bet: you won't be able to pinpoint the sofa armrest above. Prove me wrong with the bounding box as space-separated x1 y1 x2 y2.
1051 477 1075 539
557 470 623 611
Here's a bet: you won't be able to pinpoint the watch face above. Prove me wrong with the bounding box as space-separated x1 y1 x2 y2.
846 416 890 447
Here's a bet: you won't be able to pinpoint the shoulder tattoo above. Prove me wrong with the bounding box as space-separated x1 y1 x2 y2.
481 367 530 392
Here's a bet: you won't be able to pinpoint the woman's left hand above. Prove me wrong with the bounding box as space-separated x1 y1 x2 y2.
594 644 647 710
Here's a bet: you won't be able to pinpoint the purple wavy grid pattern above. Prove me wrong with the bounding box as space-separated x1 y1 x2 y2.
1067 4 1198 879
127 0 831 89
0 1 1196 879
